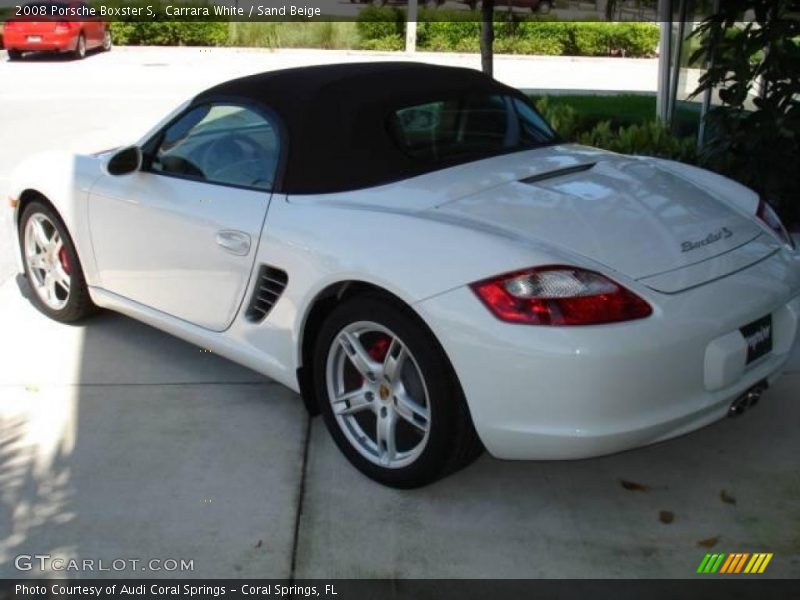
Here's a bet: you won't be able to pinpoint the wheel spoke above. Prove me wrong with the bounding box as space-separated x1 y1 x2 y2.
394 390 429 432
382 338 407 384
31 219 50 249
29 253 48 270
54 267 71 294
43 272 57 303
338 331 379 380
376 410 398 465
332 387 373 416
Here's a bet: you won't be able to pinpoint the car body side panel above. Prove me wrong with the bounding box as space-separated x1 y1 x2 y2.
157 193 582 389
88 183 630 393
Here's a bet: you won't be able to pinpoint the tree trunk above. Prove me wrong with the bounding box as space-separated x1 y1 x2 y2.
480 0 495 76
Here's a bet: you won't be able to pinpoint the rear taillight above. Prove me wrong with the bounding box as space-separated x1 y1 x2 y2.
757 199 795 250
54 21 72 33
470 266 653 326
4 20 17 30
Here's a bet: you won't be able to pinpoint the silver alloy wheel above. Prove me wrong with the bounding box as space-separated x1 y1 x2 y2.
102 29 112 51
326 321 431 469
24 213 71 311
76 35 86 58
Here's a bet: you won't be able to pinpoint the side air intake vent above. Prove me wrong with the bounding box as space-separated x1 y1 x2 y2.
246 265 288 322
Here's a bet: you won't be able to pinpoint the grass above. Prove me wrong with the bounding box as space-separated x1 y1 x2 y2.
227 22 360 50
529 93 702 137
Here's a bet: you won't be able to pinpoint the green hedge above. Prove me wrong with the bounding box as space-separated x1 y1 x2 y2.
577 120 696 163
106 1 227 46
533 96 697 163
111 21 228 46
357 8 660 57
355 5 406 43
96 6 658 56
99 5 658 56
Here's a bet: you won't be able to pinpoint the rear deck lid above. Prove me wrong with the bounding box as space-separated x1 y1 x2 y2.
434 154 766 282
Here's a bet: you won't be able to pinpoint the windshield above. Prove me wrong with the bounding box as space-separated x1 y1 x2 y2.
388 93 558 163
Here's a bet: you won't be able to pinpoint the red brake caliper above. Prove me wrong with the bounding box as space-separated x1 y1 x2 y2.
368 336 390 362
364 336 390 382
58 247 71 275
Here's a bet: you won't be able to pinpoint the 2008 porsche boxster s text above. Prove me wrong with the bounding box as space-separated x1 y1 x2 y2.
9 63 800 487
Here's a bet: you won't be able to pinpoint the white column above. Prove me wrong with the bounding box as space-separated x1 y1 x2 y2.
406 0 418 54
656 0 673 123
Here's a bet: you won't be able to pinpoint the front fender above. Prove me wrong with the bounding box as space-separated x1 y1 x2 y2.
9 151 104 284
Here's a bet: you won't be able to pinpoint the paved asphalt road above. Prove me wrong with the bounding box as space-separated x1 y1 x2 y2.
0 47 798 579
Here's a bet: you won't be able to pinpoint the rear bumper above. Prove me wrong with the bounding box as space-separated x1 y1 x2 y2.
415 248 800 460
3 30 77 52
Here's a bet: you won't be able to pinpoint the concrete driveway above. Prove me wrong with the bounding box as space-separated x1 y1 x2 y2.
0 48 798 579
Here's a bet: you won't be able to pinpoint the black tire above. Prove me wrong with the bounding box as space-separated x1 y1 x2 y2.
102 27 112 52
19 201 96 323
7 49 22 61
73 33 86 60
313 294 483 488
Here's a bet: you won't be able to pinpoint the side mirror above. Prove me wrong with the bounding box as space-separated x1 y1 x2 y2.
106 146 142 176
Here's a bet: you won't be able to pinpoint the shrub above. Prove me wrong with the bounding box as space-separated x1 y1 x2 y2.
227 22 281 49
355 5 405 42
615 22 660 57
571 22 659 57
111 21 228 46
359 34 405 51
494 36 564 56
570 22 609 56
533 95 696 163
577 120 696 163
690 0 799 224
107 1 227 46
534 97 580 139
417 9 481 49
227 22 359 50
515 21 572 53
410 18 660 58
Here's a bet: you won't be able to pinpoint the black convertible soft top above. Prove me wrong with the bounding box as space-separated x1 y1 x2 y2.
195 62 525 195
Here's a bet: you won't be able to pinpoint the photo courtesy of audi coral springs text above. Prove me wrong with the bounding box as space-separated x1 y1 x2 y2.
9 63 800 488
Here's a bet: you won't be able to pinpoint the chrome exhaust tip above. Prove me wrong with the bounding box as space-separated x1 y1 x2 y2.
728 382 767 417
728 396 747 417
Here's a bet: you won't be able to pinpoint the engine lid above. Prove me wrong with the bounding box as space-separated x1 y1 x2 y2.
434 156 764 281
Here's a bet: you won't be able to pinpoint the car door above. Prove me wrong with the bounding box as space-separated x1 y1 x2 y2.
87 102 281 331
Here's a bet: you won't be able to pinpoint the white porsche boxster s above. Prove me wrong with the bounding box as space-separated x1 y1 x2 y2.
9 63 800 487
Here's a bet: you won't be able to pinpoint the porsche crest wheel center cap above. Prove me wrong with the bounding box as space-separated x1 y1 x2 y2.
379 385 391 402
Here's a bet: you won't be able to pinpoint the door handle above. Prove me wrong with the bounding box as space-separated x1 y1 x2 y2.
216 230 251 256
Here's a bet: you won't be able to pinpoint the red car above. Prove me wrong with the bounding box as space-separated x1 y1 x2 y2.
3 2 111 61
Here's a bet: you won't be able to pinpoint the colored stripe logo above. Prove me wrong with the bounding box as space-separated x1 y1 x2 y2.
697 553 773 574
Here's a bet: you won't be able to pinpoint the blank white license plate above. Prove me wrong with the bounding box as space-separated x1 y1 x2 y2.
27 36 42 42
